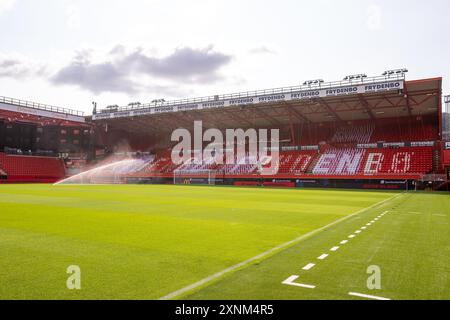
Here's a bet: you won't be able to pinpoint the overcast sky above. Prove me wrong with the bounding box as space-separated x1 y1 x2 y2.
0 0 449 114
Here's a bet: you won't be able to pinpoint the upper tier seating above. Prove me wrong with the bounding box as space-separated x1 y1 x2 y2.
331 124 375 144
0 153 65 182
293 117 438 145
371 123 437 142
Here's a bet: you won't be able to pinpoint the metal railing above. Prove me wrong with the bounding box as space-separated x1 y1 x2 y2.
420 174 448 182
99 74 405 113
0 96 84 116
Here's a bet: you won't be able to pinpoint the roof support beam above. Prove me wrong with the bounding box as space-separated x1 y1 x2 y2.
358 95 376 120
283 102 311 124
315 98 343 122
403 83 413 117
191 111 219 128
225 110 255 127
289 122 296 145
169 112 195 128
253 107 283 126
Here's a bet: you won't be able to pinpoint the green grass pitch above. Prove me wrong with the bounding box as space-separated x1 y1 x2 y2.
0 184 448 300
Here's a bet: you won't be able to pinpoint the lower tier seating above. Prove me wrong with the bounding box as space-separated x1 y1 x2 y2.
359 147 433 175
0 153 66 183
134 146 434 178
311 147 433 175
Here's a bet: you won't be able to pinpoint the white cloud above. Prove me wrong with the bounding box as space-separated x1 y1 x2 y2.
0 53 47 79
0 0 16 15
249 46 277 55
0 45 232 96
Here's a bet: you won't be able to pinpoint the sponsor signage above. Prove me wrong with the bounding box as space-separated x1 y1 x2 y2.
357 143 378 149
93 80 404 120
446 142 450 149
0 102 85 123
383 142 405 148
410 141 435 147
281 145 319 151
357 141 435 149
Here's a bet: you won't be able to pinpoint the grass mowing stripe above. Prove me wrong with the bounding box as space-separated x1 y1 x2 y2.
159 192 403 300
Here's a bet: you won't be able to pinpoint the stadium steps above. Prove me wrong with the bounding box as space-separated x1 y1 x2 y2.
305 152 322 174
432 149 442 173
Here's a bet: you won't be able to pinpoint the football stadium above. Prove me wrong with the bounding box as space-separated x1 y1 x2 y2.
1 70 449 302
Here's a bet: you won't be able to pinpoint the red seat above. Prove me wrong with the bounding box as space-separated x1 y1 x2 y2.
0 153 66 183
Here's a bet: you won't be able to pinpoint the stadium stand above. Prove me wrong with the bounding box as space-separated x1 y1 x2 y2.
0 74 446 189
128 144 434 179
0 153 66 183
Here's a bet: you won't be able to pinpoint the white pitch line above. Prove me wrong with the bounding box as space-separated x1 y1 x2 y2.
366 223 372 226
282 276 316 289
303 263 316 270
340 240 348 244
355 230 362 234
348 234 356 238
330 246 340 252
348 292 391 300
317 254 329 260
158 193 404 300
433 214 446 217
361 226 367 230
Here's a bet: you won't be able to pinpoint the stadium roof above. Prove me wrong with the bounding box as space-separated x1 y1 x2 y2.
93 76 442 135
0 95 86 123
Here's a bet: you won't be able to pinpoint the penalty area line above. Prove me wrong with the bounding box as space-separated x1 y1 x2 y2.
158 192 403 300
282 276 316 289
